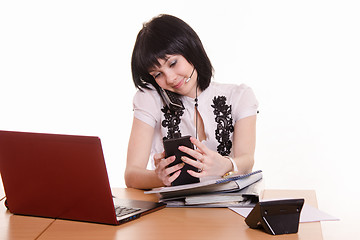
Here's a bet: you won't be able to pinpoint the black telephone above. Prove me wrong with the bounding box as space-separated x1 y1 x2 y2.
245 199 304 235
159 88 184 112
163 135 200 186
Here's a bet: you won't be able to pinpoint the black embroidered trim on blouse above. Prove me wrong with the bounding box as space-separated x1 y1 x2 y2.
212 96 234 156
161 106 184 140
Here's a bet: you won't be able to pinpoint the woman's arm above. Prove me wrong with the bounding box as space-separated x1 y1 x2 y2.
231 114 257 174
125 117 163 189
125 117 184 189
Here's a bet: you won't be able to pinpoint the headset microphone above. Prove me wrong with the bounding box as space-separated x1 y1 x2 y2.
185 67 196 83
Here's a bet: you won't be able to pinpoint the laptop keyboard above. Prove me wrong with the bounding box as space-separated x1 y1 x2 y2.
115 206 141 217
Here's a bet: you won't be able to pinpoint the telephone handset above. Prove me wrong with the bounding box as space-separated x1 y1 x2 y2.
159 88 184 112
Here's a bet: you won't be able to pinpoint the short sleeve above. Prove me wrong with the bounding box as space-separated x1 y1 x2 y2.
232 85 259 122
133 89 161 128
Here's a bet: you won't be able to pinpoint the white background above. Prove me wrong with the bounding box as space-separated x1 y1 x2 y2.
1 1 359 239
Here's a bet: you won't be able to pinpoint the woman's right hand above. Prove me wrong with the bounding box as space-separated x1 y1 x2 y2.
153 151 184 186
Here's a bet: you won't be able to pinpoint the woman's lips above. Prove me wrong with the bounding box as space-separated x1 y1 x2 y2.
173 79 185 89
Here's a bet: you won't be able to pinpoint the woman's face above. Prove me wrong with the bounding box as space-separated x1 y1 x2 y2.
149 55 198 98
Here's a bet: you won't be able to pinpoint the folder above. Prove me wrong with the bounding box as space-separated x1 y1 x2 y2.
145 170 263 207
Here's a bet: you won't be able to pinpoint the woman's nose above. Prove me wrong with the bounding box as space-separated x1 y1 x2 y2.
164 70 177 85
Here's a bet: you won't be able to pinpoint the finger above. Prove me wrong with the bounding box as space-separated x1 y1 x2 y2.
154 151 165 160
157 155 176 170
181 156 202 169
163 156 176 168
153 151 166 166
178 146 204 162
164 162 185 176
157 161 183 186
187 169 202 178
167 170 181 186
190 137 210 155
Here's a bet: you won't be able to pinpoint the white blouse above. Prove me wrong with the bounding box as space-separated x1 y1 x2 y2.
133 82 259 170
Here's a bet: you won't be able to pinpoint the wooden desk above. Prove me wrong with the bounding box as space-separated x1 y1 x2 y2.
34 189 323 240
0 178 55 240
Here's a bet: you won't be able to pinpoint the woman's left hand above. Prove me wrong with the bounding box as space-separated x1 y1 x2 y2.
178 137 233 178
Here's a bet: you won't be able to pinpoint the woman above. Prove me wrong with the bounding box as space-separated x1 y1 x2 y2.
125 14 258 189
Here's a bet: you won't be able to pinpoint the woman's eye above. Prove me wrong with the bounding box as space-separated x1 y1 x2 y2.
154 73 161 79
169 60 177 67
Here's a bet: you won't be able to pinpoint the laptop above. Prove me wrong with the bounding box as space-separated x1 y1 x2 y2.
0 130 166 225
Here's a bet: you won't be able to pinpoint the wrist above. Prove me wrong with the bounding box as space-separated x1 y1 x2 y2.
225 156 238 171
223 156 238 177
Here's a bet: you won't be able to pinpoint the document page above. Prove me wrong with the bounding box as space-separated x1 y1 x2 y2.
229 203 339 222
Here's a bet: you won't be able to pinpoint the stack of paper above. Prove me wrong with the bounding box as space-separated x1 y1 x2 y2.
144 170 264 207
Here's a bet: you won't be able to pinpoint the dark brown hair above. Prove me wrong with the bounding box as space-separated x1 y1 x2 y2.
131 14 213 92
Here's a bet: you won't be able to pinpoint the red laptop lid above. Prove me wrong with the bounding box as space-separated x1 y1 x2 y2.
0 130 119 225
